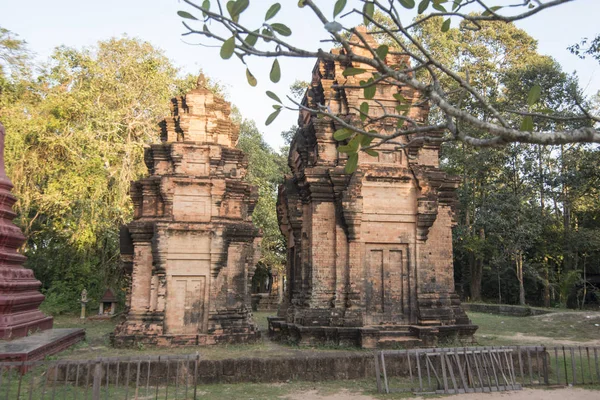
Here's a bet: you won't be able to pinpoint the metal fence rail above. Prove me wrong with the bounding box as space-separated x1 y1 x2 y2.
2 345 599 398
375 345 600 394
0 353 200 400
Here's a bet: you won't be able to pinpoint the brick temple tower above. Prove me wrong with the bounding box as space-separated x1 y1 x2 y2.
270 31 477 348
114 77 261 346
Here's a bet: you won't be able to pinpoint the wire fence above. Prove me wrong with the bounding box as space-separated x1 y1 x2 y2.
0 353 200 400
1 345 598 399
375 345 600 394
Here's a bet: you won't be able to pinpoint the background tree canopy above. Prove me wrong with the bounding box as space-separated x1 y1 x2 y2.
0 28 289 313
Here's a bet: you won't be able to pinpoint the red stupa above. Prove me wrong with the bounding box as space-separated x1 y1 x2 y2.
0 122 53 340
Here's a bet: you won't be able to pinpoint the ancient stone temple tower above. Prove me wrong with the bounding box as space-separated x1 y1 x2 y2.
114 77 261 346
270 32 476 348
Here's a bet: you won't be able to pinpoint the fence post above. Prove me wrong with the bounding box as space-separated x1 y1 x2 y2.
92 360 103 400
543 347 549 385
193 352 199 400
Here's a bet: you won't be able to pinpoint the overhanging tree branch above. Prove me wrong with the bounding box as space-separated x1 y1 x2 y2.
176 0 598 155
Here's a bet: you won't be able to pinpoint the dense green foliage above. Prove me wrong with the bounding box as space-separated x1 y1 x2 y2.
237 119 288 272
420 20 600 308
0 27 288 314
0 31 198 313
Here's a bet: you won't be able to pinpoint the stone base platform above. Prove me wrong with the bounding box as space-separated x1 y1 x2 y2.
111 331 261 348
268 317 477 349
251 293 280 311
0 328 85 362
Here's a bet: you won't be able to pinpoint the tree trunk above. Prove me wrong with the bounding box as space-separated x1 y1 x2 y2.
516 251 526 305
470 258 482 302
543 261 550 307
582 256 587 309
539 145 551 308
470 227 485 302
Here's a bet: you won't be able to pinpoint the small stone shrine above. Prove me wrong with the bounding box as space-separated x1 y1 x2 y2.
269 30 477 348
113 76 261 347
98 289 117 316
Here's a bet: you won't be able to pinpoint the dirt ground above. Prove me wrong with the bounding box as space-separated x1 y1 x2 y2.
285 388 599 400
488 332 600 346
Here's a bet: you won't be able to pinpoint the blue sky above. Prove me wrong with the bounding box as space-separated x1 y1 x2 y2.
1 0 598 150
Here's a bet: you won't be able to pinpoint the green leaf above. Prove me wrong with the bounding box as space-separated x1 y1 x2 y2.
441 18 451 32
361 79 376 100
245 30 259 47
262 28 273 42
364 149 379 157
343 67 366 77
333 0 347 18
396 104 410 112
230 0 249 18
527 84 542 106
482 6 502 16
337 144 356 154
399 0 416 9
220 37 236 59
361 134 374 147
334 128 354 141
177 11 198 20
432 3 446 12
393 93 407 103
271 23 292 36
265 3 281 21
345 153 359 173
418 0 430 14
266 108 281 125
298 0 306 7
359 102 369 121
375 45 389 60
270 59 281 83
363 1 374 25
201 0 210 16
452 0 461 11
246 68 257 87
226 1 237 21
348 134 363 151
266 91 282 103
520 116 534 131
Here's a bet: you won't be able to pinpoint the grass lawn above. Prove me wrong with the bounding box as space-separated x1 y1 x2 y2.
469 311 600 346
10 309 600 399
49 308 600 362
51 312 372 361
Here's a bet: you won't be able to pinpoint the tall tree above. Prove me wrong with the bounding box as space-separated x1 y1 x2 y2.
237 119 289 270
1 36 197 312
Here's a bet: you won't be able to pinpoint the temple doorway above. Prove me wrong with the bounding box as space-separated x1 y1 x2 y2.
364 243 409 325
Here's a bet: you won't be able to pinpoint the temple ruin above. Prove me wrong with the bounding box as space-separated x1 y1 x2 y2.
269 31 477 348
113 77 261 347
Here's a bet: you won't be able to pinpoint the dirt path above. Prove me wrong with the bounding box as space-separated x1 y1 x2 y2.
488 332 600 346
284 388 599 400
